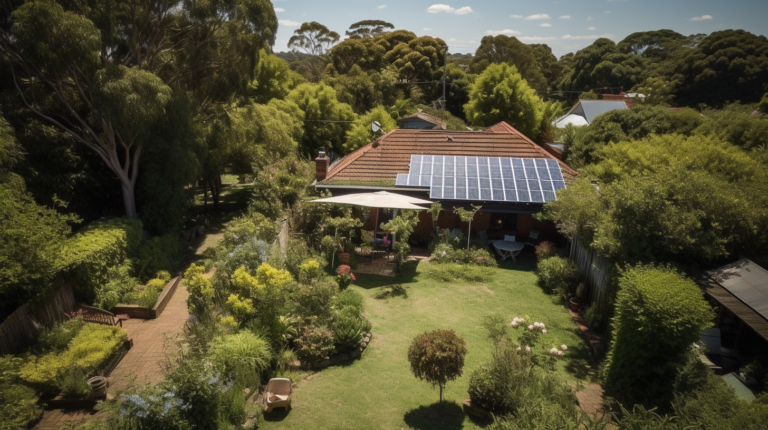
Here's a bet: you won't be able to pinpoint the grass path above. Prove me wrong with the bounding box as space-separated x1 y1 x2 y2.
261 255 594 430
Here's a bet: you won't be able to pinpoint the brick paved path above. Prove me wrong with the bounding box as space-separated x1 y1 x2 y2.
33 283 189 430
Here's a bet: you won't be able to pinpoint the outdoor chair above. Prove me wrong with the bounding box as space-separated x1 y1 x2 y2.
264 378 292 413
524 231 541 250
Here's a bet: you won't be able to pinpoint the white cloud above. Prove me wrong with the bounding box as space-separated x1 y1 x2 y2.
540 23 552 27
604 10 611 14
377 4 387 9
427 4 454 13
563 33 613 40
486 29 522 35
559 15 571 19
455 6 473 15
525 13 551 20
586 16 594 20
274 7 285 12
511 14 524 18
279 19 300 27
519 36 557 41
587 27 596 30
690 15 713 21
423 27 432 31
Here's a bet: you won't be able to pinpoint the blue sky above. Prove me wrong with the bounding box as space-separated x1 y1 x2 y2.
272 0 768 57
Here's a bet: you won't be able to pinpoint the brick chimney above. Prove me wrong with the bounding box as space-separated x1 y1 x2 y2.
315 151 331 181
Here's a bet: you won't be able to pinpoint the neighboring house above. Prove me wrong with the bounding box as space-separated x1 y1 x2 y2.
555 100 628 128
397 112 446 130
313 121 578 244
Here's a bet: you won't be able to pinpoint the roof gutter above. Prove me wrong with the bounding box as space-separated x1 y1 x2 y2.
314 183 430 192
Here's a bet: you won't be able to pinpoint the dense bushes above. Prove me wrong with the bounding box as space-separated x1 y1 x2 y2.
20 322 128 396
535 256 581 300
207 331 272 381
0 356 42 430
603 266 712 410
430 243 496 267
121 271 172 308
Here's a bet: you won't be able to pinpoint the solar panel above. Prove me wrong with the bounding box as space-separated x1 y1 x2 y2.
399 156 566 203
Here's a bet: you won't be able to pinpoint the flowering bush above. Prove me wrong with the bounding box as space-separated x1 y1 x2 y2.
510 317 566 370
535 241 557 260
295 325 336 363
336 265 356 290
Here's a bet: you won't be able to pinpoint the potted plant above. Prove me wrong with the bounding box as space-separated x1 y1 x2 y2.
336 265 356 290
337 237 352 264
570 283 586 312
322 216 362 267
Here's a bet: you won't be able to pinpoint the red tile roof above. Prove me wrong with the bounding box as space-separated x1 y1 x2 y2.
322 122 577 184
397 112 447 129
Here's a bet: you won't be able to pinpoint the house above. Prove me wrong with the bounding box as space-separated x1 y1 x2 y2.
314 121 578 244
397 112 446 130
555 100 628 128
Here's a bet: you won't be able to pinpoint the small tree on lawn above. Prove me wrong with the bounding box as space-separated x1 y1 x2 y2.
453 205 482 250
407 329 467 402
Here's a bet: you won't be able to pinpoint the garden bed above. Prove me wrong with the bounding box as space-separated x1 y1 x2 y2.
295 332 372 370
112 276 181 319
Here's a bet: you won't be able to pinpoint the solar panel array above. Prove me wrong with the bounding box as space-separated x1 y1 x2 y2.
395 155 565 203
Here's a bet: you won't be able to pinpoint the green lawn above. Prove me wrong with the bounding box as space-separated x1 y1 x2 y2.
261 255 595 430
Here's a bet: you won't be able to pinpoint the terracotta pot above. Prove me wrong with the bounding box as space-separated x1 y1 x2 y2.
569 297 581 312
337 252 350 264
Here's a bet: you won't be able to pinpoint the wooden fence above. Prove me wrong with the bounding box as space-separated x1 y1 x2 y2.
570 238 615 324
0 283 77 355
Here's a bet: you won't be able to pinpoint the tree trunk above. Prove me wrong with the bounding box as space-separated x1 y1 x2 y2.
120 180 137 218
439 384 443 403
208 175 222 211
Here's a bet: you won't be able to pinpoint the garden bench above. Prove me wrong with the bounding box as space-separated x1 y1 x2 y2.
76 305 123 327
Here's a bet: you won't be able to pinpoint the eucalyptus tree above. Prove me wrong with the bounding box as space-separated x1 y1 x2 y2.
288 21 340 81
1 0 277 218
346 20 394 39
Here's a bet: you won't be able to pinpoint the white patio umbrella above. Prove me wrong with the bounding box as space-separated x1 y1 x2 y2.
309 191 432 258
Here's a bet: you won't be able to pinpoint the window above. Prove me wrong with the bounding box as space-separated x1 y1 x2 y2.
489 213 518 230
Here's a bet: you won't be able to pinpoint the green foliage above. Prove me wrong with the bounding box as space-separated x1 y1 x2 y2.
760 93 768 114
184 264 215 319
95 261 138 310
695 108 768 150
57 217 142 304
287 83 357 155
428 262 492 283
298 258 324 284
407 329 467 402
0 356 42 430
56 365 90 398
603 266 712 410
250 156 315 219
557 38 647 95
222 213 280 249
20 323 127 396
343 105 398 152
535 256 581 300
207 331 272 380
291 280 338 323
122 274 169 309
249 49 300 103
0 184 72 319
35 318 86 354
380 210 420 269
469 35 548 91
534 241 557 261
332 289 365 314
430 243 497 268
346 20 395 39
464 63 545 140
295 324 336 362
332 306 371 352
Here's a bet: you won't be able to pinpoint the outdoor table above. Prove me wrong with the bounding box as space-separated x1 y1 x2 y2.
492 240 524 262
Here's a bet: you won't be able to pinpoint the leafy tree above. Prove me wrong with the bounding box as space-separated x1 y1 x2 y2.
563 104 704 167
464 63 545 140
529 43 563 91
617 29 686 59
330 36 387 74
603 266 711 410
407 329 467 402
383 35 447 84
557 38 647 95
288 21 340 82
694 108 768 150
323 65 383 114
346 20 394 39
286 83 356 155
248 49 304 104
470 35 548 92
343 106 397 152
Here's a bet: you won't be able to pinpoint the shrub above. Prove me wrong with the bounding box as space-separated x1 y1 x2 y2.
291 280 337 322
56 365 90 398
222 213 280 250
535 256 580 299
602 265 712 410
0 356 42 430
94 261 138 310
295 325 335 363
407 329 467 402
332 290 364 314
35 318 86 354
122 274 168 308
298 258 323 284
430 243 497 267
335 264 356 289
57 218 142 304
281 238 318 280
534 241 557 260
214 239 270 283
184 264 214 319
428 263 492 283
207 331 272 382
332 307 371 352
134 234 183 282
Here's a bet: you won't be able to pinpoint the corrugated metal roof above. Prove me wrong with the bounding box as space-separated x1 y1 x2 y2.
580 101 628 124
706 259 768 323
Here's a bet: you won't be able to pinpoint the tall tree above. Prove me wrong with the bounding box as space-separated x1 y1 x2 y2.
346 20 394 39
286 83 356 156
470 35 548 92
288 21 339 82
464 63 545 140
